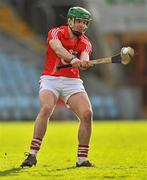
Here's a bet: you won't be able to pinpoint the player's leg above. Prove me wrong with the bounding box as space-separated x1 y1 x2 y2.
21 90 57 167
68 92 92 145
67 92 94 167
33 90 57 139
31 90 57 143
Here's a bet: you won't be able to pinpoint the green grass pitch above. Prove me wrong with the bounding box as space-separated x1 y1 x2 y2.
0 121 147 180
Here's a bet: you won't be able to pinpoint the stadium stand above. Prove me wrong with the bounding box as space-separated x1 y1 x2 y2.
0 52 40 120
0 2 43 120
0 3 45 54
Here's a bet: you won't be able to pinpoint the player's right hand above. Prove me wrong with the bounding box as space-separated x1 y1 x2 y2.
80 60 94 70
70 58 81 67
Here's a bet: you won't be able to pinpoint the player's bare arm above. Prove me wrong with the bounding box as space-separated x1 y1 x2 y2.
80 51 94 70
49 39 81 67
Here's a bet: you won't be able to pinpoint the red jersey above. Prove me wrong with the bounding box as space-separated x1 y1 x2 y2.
42 26 92 78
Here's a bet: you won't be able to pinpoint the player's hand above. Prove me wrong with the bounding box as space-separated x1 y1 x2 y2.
80 60 94 70
70 57 81 67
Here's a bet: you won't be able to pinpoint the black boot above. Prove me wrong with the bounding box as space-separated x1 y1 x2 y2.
20 153 37 168
76 160 95 167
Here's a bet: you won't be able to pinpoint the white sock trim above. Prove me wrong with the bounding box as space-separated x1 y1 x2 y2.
30 149 38 157
77 157 87 164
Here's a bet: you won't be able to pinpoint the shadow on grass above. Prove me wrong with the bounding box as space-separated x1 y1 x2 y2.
0 167 23 176
55 166 77 171
42 165 77 172
43 165 96 173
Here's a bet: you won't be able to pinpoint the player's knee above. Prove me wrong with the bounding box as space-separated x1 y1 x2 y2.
82 109 93 123
41 104 53 117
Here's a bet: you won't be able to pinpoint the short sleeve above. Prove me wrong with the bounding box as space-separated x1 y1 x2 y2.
46 27 61 44
81 37 92 55
85 41 92 55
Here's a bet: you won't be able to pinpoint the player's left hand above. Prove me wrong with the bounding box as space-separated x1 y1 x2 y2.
80 60 94 70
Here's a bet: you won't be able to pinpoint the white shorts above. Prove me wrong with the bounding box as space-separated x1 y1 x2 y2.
39 75 86 104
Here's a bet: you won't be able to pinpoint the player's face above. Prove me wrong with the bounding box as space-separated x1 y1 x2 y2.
69 18 89 34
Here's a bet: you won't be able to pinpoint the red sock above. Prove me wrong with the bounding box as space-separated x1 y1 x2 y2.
77 144 89 164
30 138 42 156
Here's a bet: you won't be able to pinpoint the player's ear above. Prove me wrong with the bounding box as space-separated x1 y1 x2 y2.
67 18 70 25
68 18 74 27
